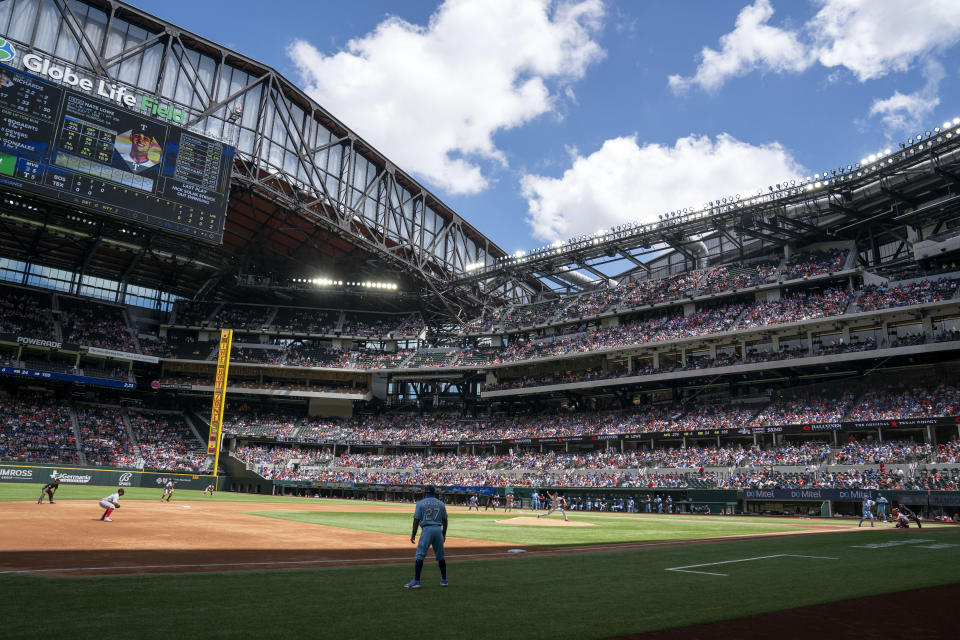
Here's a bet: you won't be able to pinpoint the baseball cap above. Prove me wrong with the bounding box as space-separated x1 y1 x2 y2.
423 485 436 495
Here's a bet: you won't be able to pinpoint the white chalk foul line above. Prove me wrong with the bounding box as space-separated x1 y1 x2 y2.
665 554 839 577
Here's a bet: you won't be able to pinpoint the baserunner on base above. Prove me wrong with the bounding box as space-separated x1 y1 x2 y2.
404 485 448 590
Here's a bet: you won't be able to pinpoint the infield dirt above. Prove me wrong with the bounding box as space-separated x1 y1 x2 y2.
0 499 875 578
0 499 507 577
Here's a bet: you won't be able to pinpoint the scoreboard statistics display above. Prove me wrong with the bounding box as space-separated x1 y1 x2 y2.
0 63 233 243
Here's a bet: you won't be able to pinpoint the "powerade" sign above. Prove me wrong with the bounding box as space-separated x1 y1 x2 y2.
20 51 186 123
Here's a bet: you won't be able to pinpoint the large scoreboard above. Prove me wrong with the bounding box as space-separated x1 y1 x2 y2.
0 63 233 243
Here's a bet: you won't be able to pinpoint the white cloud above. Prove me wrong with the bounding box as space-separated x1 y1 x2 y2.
288 0 605 195
668 0 810 93
868 60 944 133
810 0 960 81
670 0 960 92
521 134 808 242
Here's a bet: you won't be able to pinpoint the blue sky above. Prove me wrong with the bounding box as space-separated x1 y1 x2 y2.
137 0 960 254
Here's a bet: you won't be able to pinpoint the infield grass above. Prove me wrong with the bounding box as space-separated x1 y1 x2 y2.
2 526 958 639
251 509 831 546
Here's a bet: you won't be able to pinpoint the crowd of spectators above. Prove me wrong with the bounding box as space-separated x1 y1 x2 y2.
849 385 960 420
172 301 216 327
220 381 960 444
76 406 134 466
751 393 854 426
234 438 958 490
462 253 854 336
451 289 862 368
780 249 849 280
273 308 339 335
235 442 840 475
833 440 933 464
0 288 55 340
126 411 206 471
341 312 421 338
158 375 364 395
0 397 78 463
284 342 352 368
60 304 136 352
738 289 851 329
209 305 272 330
856 277 960 312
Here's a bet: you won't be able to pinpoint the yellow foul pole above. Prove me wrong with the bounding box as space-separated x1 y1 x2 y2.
207 329 233 476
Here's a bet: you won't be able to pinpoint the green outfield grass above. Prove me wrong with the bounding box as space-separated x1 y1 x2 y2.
1 526 958 639
252 509 828 546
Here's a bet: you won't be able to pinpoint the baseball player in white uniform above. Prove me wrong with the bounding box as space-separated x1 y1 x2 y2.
537 491 569 521
162 480 175 502
99 489 124 521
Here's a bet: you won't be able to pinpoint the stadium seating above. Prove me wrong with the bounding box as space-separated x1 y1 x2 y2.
0 397 78 463
75 406 134 466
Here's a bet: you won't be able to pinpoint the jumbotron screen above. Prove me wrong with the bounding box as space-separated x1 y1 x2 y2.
0 63 233 243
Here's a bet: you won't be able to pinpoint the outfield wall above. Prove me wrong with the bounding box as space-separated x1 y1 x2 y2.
270 479 960 517
0 463 226 491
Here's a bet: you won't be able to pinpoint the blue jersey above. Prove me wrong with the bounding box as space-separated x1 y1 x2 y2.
862 498 874 513
414 496 447 527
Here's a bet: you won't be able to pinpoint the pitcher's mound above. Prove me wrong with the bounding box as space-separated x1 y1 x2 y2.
497 516 593 527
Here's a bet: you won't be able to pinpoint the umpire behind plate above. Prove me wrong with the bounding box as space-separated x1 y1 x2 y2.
404 485 448 589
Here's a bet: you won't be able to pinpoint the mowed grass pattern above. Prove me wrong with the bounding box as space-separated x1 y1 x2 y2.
1 527 958 639
251 509 822 546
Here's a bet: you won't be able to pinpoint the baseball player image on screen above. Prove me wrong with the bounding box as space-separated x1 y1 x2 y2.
404 485 448 590
98 489 124 522
37 478 60 504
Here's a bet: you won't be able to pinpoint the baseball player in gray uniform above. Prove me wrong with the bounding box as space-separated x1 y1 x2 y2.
404 485 448 589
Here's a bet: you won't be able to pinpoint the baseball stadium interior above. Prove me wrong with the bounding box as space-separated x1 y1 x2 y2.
2 0 960 522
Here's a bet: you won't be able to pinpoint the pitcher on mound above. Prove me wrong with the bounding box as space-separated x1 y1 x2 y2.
537 491 569 522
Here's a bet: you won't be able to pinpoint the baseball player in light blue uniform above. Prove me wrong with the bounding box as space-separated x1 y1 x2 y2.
858 497 875 527
876 495 888 521
405 485 448 589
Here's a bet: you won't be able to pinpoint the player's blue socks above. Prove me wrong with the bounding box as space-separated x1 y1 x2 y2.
414 559 423 581
438 559 446 580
